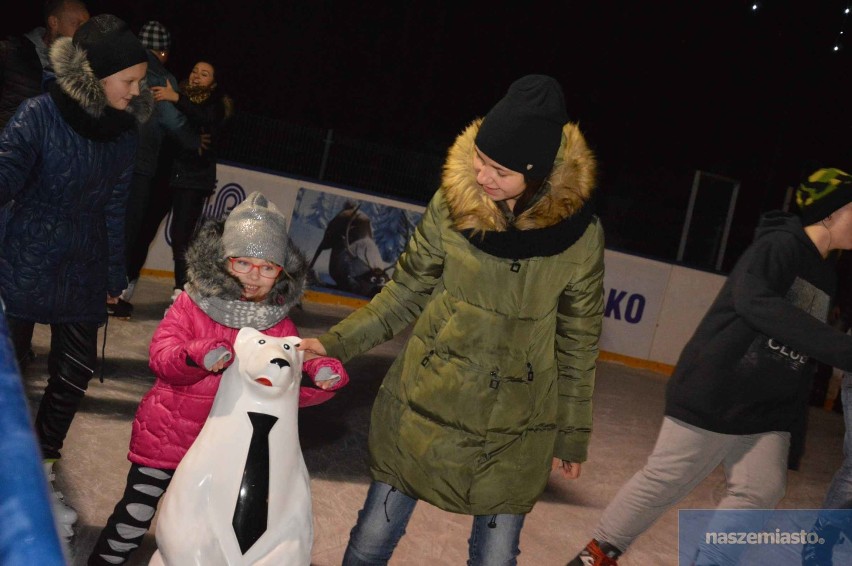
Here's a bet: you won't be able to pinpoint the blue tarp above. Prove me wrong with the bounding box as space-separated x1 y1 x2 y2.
0 305 64 565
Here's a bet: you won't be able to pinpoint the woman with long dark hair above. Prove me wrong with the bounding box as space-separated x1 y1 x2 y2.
149 59 234 299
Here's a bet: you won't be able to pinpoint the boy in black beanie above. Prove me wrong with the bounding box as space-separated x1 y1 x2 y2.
0 13 150 545
569 168 852 565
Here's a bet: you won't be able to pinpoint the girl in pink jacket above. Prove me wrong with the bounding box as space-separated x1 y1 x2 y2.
88 192 348 566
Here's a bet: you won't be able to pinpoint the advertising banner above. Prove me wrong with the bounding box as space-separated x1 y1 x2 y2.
600 250 672 360
289 188 422 299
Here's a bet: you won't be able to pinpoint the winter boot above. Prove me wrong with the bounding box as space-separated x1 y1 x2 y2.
568 539 621 566
107 298 133 320
43 460 78 540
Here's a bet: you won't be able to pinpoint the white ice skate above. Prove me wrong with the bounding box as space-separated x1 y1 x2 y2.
43 460 78 540
120 278 138 302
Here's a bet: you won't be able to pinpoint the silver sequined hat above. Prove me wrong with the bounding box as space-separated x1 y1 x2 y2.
222 192 291 267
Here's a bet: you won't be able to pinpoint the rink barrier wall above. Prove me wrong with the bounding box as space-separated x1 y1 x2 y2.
141 162 727 376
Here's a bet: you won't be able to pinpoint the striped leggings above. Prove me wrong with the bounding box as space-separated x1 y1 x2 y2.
87 464 173 566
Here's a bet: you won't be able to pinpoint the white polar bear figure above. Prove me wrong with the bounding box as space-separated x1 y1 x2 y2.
149 328 312 566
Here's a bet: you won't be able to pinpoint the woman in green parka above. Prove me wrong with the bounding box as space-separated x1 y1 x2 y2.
298 74 605 565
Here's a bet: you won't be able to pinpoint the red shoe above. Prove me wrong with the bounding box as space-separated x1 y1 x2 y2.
567 539 621 566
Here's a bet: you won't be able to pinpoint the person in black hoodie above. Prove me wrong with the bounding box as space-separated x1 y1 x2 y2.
568 168 852 566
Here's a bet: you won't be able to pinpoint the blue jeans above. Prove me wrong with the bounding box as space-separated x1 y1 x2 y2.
342 481 526 565
805 374 852 562
822 373 852 518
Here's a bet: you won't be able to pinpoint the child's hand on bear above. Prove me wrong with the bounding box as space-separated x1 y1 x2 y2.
313 366 341 389
203 346 233 372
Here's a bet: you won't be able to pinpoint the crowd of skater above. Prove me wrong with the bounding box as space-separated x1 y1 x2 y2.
3 2 852 565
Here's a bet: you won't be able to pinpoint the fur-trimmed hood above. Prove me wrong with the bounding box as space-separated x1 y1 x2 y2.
442 119 596 234
185 219 307 313
49 36 153 123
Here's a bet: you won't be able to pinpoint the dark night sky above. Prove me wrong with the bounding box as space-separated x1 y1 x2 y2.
6 1 852 266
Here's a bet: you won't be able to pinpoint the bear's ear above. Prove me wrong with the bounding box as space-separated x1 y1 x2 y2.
283 336 302 352
282 336 304 364
235 327 262 347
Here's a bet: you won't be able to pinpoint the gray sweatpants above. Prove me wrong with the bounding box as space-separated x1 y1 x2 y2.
594 416 790 554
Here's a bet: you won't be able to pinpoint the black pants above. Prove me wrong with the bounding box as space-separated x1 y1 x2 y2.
170 188 209 290
88 463 173 566
7 317 98 460
125 172 173 283
124 172 153 256
125 181 208 289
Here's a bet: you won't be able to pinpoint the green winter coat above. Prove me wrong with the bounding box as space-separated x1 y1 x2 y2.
320 119 604 515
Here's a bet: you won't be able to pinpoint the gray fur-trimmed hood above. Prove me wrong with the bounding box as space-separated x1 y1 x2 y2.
49 36 153 122
185 218 308 312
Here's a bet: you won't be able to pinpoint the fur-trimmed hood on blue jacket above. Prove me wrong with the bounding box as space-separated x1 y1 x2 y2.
50 36 153 123
0 37 152 323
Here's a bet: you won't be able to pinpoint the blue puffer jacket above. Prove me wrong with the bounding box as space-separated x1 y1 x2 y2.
0 36 154 324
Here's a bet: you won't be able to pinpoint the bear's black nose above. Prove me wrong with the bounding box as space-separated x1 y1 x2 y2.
270 358 290 368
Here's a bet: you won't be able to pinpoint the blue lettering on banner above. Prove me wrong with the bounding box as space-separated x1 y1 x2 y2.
604 288 646 324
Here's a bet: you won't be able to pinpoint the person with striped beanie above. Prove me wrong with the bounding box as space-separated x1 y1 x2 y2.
138 19 171 64
110 19 205 319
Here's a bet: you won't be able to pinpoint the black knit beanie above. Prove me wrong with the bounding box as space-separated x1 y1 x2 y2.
73 14 148 79
796 168 852 225
475 75 568 180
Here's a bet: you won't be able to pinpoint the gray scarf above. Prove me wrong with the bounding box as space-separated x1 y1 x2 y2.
185 284 289 330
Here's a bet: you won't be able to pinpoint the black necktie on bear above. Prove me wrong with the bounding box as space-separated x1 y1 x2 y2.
232 412 278 554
